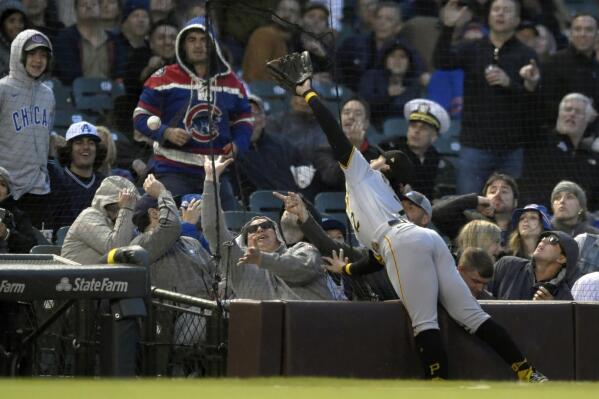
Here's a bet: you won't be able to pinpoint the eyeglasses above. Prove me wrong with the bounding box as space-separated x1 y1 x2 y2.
540 235 560 246
244 221 274 234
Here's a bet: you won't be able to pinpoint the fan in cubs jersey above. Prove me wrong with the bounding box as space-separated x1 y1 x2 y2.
266 52 547 382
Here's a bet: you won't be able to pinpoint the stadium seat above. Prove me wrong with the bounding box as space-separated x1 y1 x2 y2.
55 226 70 246
44 78 74 111
430 114 461 156
248 80 290 115
314 191 345 216
383 117 408 138
224 211 261 233
249 190 283 222
32 227 52 245
312 81 352 101
30 245 62 255
72 77 122 113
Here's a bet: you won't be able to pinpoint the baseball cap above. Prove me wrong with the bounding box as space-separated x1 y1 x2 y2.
132 194 158 230
321 217 346 232
401 191 432 217
404 99 450 134
65 121 101 142
181 193 202 208
24 33 52 52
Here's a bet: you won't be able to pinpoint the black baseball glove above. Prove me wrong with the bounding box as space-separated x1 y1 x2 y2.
266 51 313 94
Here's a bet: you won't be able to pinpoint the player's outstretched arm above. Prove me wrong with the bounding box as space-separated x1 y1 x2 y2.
300 83 354 167
266 52 354 166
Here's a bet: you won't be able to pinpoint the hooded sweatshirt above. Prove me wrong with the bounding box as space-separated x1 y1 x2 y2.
133 17 252 176
0 29 54 199
61 176 138 264
201 180 334 300
130 189 216 299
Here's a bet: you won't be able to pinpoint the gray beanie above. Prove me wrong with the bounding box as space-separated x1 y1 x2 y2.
0 166 12 195
551 180 587 210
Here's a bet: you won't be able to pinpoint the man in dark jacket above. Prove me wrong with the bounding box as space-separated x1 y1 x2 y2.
379 98 450 199
236 95 317 202
489 231 578 300
541 14 599 130
433 0 539 194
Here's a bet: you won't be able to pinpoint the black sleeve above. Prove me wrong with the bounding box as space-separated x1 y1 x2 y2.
299 212 365 262
7 209 36 254
431 193 479 240
344 250 385 276
304 91 354 166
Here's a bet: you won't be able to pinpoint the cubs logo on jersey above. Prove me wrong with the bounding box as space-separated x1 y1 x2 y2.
184 103 223 143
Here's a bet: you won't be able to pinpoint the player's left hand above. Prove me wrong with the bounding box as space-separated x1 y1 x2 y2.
533 286 554 301
322 249 349 274
238 242 263 266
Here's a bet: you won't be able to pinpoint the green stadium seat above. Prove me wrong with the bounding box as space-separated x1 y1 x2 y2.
72 77 121 113
249 190 283 222
383 117 408 138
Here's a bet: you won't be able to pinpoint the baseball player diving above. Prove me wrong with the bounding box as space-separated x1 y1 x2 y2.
266 52 547 382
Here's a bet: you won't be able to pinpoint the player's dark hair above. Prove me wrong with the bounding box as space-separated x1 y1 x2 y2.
459 247 494 279
341 95 371 122
483 172 519 200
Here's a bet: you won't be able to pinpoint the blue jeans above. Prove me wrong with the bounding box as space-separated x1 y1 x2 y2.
155 171 238 211
456 146 523 194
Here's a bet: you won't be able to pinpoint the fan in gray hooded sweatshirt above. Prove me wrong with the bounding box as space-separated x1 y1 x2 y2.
61 176 138 264
0 28 55 200
201 180 334 300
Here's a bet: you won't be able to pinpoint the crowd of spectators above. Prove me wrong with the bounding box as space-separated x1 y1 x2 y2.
2 0 599 303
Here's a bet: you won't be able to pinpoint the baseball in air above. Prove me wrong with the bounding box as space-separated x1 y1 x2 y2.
147 115 161 130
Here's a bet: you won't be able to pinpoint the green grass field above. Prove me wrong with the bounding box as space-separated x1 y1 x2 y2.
2 378 599 399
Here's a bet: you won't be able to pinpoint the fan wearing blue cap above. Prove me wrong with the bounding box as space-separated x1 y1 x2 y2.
507 204 552 259
48 121 108 229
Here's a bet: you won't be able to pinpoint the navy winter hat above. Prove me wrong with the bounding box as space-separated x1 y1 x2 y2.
122 0 150 22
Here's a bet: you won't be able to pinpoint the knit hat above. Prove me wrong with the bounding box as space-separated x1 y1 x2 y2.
551 180 587 210
122 0 150 22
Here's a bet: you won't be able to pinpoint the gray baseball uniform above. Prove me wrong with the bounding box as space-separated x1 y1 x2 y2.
344 148 490 334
